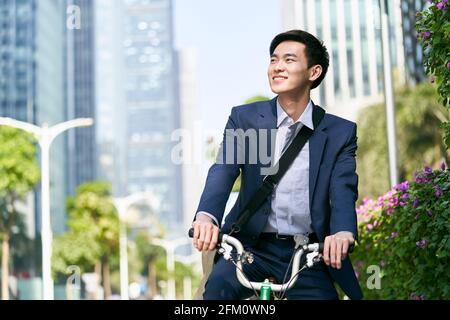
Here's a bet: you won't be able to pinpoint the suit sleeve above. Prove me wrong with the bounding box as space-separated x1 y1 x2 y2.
194 107 241 226
329 123 359 240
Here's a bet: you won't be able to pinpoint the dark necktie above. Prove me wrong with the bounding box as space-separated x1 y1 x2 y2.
281 121 301 154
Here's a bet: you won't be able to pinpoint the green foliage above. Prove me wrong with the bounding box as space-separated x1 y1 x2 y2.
52 182 119 281
0 126 40 198
134 231 165 276
352 165 450 299
154 252 201 299
357 83 449 199
52 232 101 281
0 126 39 275
66 182 119 257
415 1 450 147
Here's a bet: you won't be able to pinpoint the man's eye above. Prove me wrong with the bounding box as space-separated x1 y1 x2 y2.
286 58 294 62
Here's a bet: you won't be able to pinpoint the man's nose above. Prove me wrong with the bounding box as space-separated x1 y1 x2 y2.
274 61 285 72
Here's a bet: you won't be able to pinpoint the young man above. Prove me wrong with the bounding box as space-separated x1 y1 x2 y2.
191 30 363 300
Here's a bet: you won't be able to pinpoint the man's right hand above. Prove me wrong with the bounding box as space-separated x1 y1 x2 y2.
192 214 220 252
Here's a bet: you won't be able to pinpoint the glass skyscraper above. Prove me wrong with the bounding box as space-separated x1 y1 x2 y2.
65 0 97 196
96 0 183 236
0 0 67 235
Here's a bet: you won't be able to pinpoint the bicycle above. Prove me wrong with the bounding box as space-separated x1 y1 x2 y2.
188 228 326 300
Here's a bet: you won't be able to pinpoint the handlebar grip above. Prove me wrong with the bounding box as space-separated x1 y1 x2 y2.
318 242 324 252
188 228 224 244
317 242 354 253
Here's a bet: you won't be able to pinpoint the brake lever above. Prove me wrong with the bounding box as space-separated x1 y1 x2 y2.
306 251 320 268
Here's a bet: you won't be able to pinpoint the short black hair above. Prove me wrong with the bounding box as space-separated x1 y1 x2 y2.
269 30 329 89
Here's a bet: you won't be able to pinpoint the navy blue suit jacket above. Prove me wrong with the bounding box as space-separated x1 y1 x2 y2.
196 97 363 299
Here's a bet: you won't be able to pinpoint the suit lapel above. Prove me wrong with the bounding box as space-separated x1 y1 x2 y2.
257 97 277 130
309 104 328 205
256 98 278 177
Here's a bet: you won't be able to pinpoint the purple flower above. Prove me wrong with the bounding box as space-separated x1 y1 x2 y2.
390 232 398 238
386 207 394 215
416 172 433 184
410 292 419 300
427 210 433 217
399 181 409 192
447 61 450 69
412 197 420 209
377 197 384 206
437 1 446 9
380 260 386 267
399 201 406 207
367 224 373 231
434 185 443 198
416 239 429 249
410 291 427 300
441 161 447 170
424 165 432 174
421 31 431 40
402 193 409 200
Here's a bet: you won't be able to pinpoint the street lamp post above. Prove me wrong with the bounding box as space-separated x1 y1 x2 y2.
0 117 94 300
113 191 157 300
152 237 189 300
379 0 399 187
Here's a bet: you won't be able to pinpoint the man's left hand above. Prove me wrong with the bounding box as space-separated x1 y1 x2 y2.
323 231 354 269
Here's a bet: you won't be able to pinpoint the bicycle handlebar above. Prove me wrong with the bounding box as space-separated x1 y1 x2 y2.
188 227 327 292
188 227 225 244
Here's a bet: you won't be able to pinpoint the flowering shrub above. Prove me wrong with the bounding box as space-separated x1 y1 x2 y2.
352 163 449 299
415 0 450 147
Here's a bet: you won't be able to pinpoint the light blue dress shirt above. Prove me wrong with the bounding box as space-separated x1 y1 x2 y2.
262 99 314 235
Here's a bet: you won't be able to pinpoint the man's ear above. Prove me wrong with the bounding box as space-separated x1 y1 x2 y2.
309 65 323 82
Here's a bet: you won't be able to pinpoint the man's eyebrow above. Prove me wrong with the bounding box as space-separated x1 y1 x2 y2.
270 53 298 58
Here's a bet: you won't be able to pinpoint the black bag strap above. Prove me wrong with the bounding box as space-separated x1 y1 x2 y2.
230 106 325 235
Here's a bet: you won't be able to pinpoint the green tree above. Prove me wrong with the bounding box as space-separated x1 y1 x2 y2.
133 230 165 299
357 83 450 200
154 252 201 300
0 127 40 300
415 0 450 147
0 126 39 300
53 182 119 299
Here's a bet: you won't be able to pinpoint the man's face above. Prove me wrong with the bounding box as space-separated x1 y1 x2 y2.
267 41 314 95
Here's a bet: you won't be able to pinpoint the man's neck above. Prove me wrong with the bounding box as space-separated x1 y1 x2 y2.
277 93 311 122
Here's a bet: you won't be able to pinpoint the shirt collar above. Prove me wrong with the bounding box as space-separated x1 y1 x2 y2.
276 98 314 130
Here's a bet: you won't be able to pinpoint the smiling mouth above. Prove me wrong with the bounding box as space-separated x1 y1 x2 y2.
272 76 287 80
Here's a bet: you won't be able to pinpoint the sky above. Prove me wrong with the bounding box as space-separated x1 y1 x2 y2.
173 0 282 136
